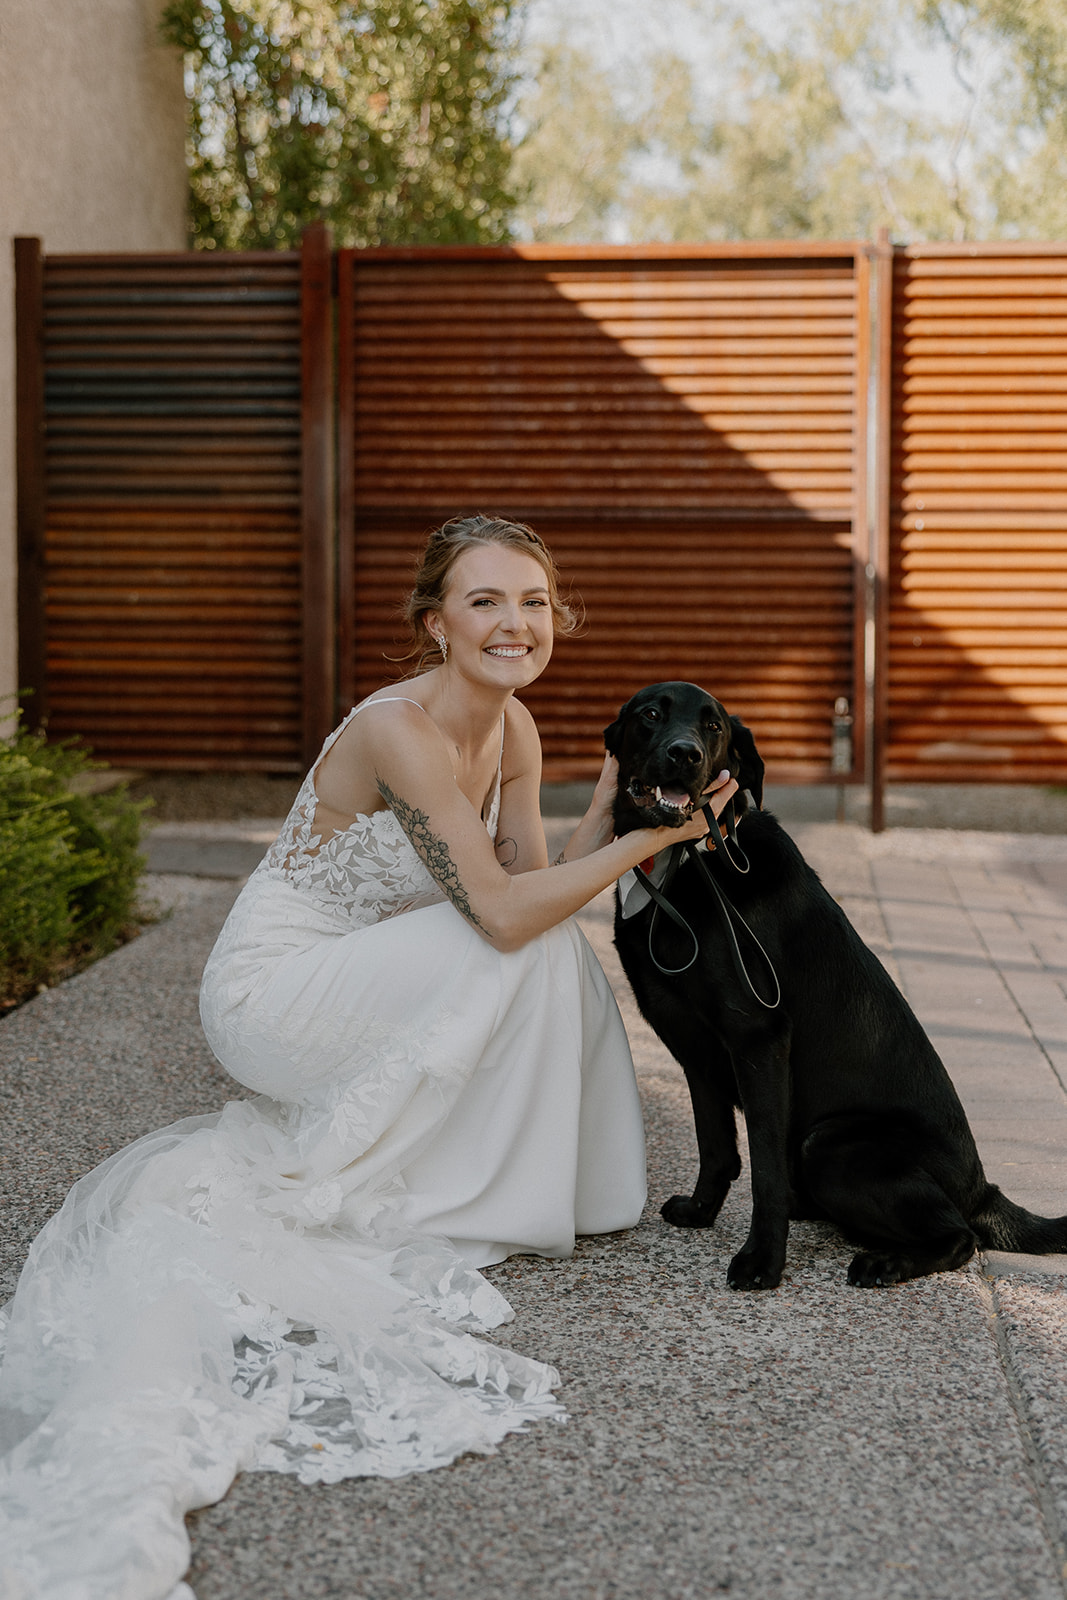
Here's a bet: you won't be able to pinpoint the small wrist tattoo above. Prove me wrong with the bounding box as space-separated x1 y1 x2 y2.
551 850 566 866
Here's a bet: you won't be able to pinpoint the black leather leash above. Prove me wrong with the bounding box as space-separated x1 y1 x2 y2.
632 797 782 1009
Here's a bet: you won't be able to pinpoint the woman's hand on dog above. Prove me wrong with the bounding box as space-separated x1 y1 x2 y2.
603 760 738 859
630 768 739 857
593 756 736 834
589 752 622 826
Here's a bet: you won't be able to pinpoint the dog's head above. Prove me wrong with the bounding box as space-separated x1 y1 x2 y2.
604 681 764 834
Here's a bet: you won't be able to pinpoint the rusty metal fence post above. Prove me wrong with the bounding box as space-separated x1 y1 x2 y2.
14 236 48 731
335 247 358 718
300 222 337 766
852 244 872 788
863 229 894 832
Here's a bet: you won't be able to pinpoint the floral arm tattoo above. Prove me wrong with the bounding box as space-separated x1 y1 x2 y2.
376 775 492 937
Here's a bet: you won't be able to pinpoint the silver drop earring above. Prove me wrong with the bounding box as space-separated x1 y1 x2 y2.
438 635 448 663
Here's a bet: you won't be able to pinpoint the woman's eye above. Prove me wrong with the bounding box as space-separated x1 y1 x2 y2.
524 598 547 608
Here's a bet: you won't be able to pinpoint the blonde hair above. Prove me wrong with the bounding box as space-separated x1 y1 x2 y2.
400 515 581 669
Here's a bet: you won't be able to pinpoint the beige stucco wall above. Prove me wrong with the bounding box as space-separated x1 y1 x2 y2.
0 0 187 723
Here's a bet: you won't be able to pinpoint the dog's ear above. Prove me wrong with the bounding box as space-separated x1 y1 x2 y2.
728 715 764 808
603 697 632 756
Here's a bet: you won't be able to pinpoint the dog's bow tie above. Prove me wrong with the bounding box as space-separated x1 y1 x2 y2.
619 844 687 919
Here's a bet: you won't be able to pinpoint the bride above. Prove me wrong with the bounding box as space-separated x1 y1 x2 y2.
0 515 735 1600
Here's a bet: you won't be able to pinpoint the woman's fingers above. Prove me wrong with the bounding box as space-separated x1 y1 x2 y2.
641 769 739 854
662 772 737 845
591 752 620 808
703 770 738 818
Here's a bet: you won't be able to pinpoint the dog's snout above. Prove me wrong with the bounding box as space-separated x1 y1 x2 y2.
666 739 705 767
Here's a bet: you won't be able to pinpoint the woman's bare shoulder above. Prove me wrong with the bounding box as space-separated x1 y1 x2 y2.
353 677 435 715
503 698 542 774
505 697 540 739
315 692 444 815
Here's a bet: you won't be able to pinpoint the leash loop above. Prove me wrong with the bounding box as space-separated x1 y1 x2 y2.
637 846 699 975
701 797 750 873
632 805 780 1008
684 840 781 1010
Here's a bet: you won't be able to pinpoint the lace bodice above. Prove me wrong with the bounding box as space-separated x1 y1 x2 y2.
259 699 503 925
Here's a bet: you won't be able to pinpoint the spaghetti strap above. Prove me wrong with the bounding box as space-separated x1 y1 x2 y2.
351 697 427 712
312 697 430 769
315 699 504 837
361 702 504 833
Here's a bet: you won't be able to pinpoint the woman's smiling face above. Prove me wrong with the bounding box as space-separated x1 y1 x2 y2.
427 544 555 687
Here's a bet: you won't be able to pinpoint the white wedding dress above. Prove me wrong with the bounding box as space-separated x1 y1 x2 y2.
0 700 647 1600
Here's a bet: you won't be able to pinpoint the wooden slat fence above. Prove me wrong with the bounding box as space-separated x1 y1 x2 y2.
14 233 1067 814
338 244 864 782
888 244 1067 782
16 230 335 772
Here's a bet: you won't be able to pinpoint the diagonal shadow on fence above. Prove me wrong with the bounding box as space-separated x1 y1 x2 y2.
342 247 861 782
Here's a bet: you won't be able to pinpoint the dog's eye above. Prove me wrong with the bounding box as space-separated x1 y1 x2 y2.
706 721 721 735
642 707 662 723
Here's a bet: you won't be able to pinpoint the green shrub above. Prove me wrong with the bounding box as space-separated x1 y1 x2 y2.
0 720 150 1011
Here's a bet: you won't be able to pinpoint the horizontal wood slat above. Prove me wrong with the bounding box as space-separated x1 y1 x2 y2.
888 251 1067 782
39 255 305 769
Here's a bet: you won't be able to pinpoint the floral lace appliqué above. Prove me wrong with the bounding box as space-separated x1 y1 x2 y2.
258 701 502 927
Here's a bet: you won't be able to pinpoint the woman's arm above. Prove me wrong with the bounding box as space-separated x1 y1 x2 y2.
553 753 621 864
359 702 736 952
494 711 625 871
491 699 550 874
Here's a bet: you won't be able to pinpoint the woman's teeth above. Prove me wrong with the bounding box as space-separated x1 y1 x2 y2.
487 646 530 657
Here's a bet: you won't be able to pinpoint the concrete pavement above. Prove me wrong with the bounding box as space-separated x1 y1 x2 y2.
3 801 1067 1598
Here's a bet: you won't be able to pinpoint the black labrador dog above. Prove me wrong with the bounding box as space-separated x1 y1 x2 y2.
607 680 1067 1290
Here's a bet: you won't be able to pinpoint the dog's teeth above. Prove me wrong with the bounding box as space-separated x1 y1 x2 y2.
654 786 663 802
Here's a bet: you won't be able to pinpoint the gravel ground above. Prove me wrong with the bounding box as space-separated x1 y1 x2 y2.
2 882 1061 1600
5 808 1067 1598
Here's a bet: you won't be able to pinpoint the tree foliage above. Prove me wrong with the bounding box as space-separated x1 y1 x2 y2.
509 41 634 240
922 0 1067 236
513 0 1067 242
160 0 521 248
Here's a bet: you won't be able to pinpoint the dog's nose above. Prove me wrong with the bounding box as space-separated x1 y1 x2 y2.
666 739 705 767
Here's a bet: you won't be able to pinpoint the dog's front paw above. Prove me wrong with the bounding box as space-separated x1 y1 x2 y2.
847 1250 912 1287
661 1194 719 1228
727 1247 783 1291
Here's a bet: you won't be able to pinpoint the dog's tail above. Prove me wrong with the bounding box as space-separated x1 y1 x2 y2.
971 1186 1067 1254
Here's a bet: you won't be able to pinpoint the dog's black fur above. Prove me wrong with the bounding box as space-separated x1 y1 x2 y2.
607 680 1067 1290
